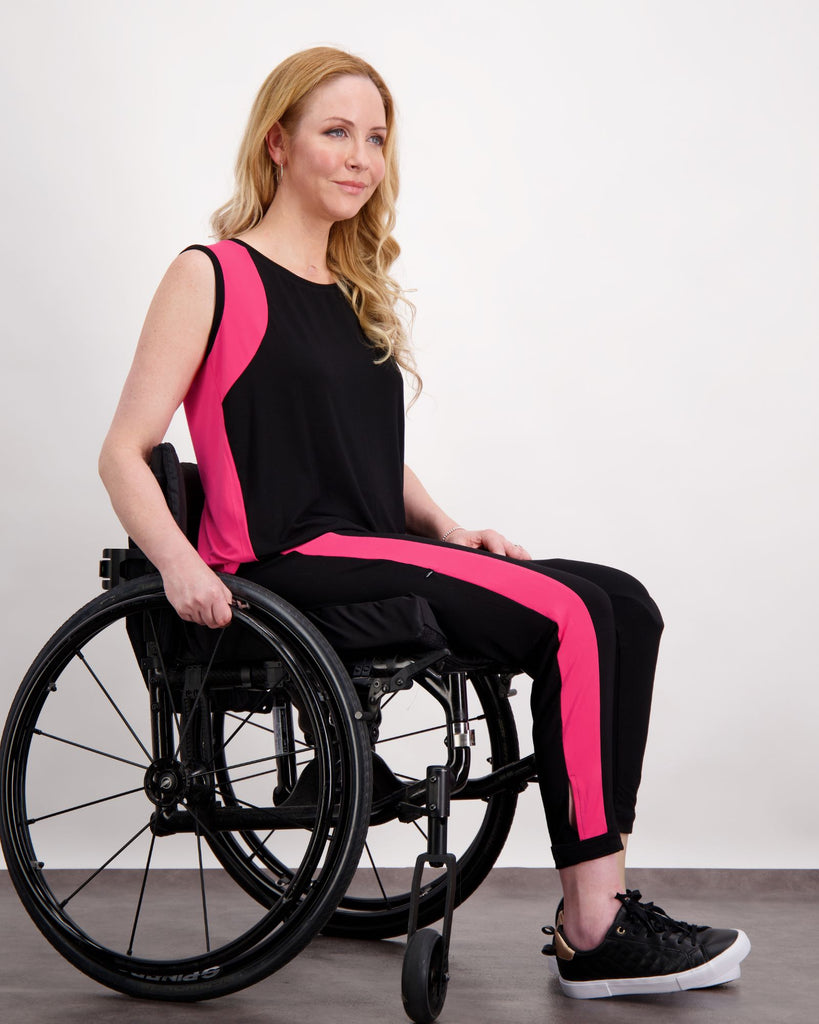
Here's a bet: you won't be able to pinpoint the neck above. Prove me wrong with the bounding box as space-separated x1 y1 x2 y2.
244 194 334 283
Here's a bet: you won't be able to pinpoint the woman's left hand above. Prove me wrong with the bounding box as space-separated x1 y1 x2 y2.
447 528 532 560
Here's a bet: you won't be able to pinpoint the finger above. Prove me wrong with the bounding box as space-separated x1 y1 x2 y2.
483 538 507 555
456 532 481 548
212 600 233 628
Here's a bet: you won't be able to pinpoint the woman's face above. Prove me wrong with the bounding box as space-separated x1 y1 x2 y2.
277 74 388 224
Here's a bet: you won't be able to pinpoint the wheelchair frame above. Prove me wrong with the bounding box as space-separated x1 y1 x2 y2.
0 447 538 1024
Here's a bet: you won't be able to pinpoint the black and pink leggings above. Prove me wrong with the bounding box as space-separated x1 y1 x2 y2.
237 531 663 869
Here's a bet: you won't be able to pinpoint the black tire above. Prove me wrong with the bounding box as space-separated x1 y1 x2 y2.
401 928 448 1024
324 670 520 939
0 575 371 1001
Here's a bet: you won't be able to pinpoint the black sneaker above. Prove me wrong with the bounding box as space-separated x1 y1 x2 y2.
543 898 565 976
541 889 750 999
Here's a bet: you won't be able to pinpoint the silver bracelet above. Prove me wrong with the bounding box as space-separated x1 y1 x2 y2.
441 526 464 541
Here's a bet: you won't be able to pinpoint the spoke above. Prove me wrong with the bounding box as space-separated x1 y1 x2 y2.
214 765 279 793
377 713 488 747
249 829 276 857
145 611 182 738
376 723 446 745
127 833 156 956
412 819 428 841
392 771 421 783
221 708 256 750
364 841 393 905
221 756 317 801
245 829 287 870
60 821 153 907
224 712 312 748
28 786 145 824
183 801 289 906
213 792 260 810
174 628 226 760
196 749 312 781
380 692 399 711
32 729 146 770
196 830 211 952
74 649 151 761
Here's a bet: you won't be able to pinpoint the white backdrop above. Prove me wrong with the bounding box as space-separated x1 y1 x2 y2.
1 0 816 869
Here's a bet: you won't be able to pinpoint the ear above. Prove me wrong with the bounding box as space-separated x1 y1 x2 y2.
265 122 287 165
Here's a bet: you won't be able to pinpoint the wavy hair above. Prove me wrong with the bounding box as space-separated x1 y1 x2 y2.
211 47 420 398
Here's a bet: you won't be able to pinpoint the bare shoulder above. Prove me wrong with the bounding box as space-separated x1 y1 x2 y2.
142 247 216 342
159 246 216 299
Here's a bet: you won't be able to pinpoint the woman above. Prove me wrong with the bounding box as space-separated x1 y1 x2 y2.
99 46 749 999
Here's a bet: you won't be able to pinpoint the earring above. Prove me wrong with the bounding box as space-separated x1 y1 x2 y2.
276 161 284 185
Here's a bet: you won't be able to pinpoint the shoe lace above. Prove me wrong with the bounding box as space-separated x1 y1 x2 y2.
541 925 557 956
617 889 701 943
540 888 703 956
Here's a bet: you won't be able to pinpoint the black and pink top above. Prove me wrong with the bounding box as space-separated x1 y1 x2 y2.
182 239 406 572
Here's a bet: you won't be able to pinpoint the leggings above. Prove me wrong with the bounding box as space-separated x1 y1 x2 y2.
238 531 664 869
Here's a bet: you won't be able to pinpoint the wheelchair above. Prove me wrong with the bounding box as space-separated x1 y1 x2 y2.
0 444 538 1023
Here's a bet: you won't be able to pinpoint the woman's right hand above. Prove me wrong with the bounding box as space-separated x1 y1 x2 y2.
161 552 234 628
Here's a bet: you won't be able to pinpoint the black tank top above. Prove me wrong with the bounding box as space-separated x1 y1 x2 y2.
182 238 406 572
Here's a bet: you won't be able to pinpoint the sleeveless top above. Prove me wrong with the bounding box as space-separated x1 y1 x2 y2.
182 238 406 573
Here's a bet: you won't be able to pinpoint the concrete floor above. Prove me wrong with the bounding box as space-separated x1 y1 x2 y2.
1 868 816 1024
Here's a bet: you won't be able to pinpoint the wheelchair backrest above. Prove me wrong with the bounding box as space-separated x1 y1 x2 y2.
149 443 204 548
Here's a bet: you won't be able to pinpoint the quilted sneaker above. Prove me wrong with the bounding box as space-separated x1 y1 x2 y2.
541 889 750 999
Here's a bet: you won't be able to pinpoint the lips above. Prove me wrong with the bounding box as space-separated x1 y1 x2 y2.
334 181 367 194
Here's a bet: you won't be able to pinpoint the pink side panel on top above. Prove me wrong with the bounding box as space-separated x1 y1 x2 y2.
284 532 608 841
183 241 268 572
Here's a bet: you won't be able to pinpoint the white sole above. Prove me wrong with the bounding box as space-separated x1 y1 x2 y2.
557 929 751 1000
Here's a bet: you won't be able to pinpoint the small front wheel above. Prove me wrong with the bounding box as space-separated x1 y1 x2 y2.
401 928 448 1024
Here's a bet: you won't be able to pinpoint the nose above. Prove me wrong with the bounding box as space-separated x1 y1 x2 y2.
346 135 369 171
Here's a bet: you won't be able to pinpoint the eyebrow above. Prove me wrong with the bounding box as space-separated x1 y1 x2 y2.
322 116 387 132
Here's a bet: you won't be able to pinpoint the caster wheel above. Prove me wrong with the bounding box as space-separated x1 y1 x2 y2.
401 928 448 1024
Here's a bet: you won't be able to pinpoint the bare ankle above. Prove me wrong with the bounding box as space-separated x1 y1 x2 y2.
558 851 623 950
561 894 620 951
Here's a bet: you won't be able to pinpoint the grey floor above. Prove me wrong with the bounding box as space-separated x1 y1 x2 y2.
1 868 816 1024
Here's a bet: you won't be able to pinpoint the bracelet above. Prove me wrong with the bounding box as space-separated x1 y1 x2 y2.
441 526 465 542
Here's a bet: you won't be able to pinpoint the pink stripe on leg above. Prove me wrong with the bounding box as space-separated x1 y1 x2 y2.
285 532 608 840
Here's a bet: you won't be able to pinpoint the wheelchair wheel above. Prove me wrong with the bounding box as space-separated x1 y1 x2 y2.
209 665 520 939
0 575 371 1001
401 928 448 1024
325 671 520 938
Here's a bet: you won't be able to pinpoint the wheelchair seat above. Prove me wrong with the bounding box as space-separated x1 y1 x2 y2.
106 441 451 661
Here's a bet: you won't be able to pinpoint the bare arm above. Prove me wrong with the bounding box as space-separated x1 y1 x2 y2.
98 249 233 627
403 464 460 539
403 465 531 559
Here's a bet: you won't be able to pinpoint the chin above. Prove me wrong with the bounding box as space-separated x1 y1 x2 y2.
320 188 370 221
327 202 369 224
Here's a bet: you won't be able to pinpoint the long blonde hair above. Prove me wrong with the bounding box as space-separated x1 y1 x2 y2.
211 47 420 398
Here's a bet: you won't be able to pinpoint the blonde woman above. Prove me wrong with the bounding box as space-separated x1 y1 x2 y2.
99 46 749 999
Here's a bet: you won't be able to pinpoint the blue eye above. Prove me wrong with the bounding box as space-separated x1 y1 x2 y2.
369 135 385 146
325 127 346 138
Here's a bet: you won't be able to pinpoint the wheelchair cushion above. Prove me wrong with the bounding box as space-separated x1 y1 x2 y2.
306 595 447 655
